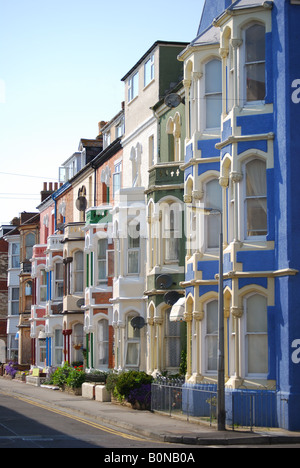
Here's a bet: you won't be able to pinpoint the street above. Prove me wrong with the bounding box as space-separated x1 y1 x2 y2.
0 379 299 450
0 386 199 451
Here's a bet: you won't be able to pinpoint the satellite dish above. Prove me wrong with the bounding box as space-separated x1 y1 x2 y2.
164 291 181 306
76 196 87 212
156 274 173 290
77 298 85 308
131 316 145 330
164 93 182 108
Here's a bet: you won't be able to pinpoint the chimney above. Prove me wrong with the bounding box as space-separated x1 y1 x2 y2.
40 182 55 202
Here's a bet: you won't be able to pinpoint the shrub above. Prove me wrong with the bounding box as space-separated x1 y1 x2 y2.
128 383 152 408
114 371 153 400
66 368 86 389
49 362 73 388
105 372 119 394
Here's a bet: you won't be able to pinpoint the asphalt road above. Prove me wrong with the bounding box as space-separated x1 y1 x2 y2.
0 390 201 453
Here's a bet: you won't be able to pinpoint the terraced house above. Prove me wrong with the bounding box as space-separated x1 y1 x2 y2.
2 0 300 433
178 0 300 431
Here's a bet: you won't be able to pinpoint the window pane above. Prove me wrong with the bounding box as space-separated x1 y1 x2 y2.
128 224 140 248
205 59 222 129
206 95 222 128
207 301 218 335
205 60 222 93
56 262 64 279
126 343 139 366
75 251 84 270
248 335 268 373
12 288 19 301
55 329 63 347
207 336 218 371
127 318 140 339
245 24 265 102
246 159 266 196
246 198 267 236
247 294 268 333
12 302 19 315
206 179 222 248
165 311 181 367
246 24 265 63
40 287 47 302
246 294 268 374
245 159 267 236
98 320 109 366
206 300 218 371
128 251 139 274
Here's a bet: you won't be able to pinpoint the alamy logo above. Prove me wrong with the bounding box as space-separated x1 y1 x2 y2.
291 339 300 364
291 79 300 103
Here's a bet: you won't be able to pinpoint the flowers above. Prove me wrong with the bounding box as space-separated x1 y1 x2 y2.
5 362 17 378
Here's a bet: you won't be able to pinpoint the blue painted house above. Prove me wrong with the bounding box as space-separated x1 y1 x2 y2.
178 0 300 430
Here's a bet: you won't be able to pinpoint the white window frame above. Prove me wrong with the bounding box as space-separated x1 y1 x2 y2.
127 222 140 276
242 157 267 241
53 327 63 366
242 293 268 378
11 242 20 269
39 268 47 304
128 72 139 102
97 238 108 284
10 287 19 316
203 299 218 375
125 313 140 368
241 22 266 106
25 233 35 260
97 318 109 368
54 261 64 300
164 308 181 370
203 59 222 130
162 203 180 264
113 161 122 197
144 54 154 87
74 251 84 294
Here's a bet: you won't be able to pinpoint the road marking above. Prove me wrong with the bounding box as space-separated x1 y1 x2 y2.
0 391 145 442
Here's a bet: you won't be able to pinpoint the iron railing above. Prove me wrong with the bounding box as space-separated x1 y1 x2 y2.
151 377 279 429
151 377 217 425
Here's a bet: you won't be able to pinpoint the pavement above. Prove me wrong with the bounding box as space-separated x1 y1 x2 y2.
1 377 300 446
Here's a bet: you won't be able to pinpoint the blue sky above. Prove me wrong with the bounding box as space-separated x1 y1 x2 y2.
0 0 204 224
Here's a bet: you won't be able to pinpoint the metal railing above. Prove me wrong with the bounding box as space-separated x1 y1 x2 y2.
151 377 217 425
230 389 278 430
151 377 279 429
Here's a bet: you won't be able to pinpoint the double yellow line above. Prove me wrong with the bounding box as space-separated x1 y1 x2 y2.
0 391 144 442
